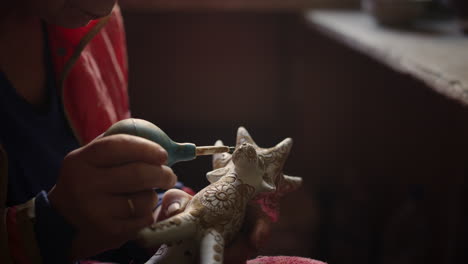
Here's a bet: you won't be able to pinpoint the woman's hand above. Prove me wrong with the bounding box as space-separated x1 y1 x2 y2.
48 134 177 260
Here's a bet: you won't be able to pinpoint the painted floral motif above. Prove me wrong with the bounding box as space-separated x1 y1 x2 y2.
201 183 239 212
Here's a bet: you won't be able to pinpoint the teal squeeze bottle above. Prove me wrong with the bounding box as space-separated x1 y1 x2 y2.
103 118 233 166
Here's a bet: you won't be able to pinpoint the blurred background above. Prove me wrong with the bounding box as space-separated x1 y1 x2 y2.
119 0 468 263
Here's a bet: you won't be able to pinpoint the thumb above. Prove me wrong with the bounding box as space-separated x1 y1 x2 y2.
157 189 193 221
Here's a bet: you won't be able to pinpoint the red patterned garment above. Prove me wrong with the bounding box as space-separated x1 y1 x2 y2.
46 6 130 144
1 6 130 264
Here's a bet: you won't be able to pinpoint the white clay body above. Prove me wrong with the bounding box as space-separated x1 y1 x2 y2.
138 127 303 264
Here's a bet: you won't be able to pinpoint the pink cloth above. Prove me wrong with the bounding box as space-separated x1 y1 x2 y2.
248 256 326 264
80 256 324 264
79 262 114 264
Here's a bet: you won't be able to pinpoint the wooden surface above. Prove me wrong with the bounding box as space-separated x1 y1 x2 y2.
120 0 358 12
305 10 468 106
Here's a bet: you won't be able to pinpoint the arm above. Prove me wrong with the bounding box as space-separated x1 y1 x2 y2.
4 198 42 264
0 143 72 264
1 134 178 264
1 141 76 264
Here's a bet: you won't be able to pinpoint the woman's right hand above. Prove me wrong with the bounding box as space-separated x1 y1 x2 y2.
48 134 177 260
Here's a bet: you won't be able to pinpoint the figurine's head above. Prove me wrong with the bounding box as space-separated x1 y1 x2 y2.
230 142 269 192
211 127 302 221
232 143 259 169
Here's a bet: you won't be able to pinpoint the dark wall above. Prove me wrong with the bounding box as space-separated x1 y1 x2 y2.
123 11 468 263
124 12 296 189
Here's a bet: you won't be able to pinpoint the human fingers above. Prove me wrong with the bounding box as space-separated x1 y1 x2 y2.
157 189 193 221
105 190 159 219
65 191 157 243
82 134 168 167
102 215 154 240
96 163 177 193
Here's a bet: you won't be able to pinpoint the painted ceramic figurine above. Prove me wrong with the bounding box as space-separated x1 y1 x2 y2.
138 127 303 264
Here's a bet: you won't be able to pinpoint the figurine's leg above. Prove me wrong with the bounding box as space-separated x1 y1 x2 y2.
145 244 169 264
145 241 197 264
199 229 225 264
138 213 196 248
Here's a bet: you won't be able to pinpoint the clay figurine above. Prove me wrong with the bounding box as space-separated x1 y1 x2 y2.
138 127 303 264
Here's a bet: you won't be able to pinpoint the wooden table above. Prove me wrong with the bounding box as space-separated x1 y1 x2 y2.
305 10 468 105
122 3 468 105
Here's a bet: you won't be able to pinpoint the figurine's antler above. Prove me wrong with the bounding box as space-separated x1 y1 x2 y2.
206 167 229 183
212 140 232 170
262 138 293 163
261 138 293 189
277 174 302 196
254 173 302 223
236 127 258 147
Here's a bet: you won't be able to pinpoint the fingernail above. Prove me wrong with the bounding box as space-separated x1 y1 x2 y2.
166 202 181 215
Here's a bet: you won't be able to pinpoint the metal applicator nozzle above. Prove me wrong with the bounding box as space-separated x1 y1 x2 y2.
195 146 236 156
